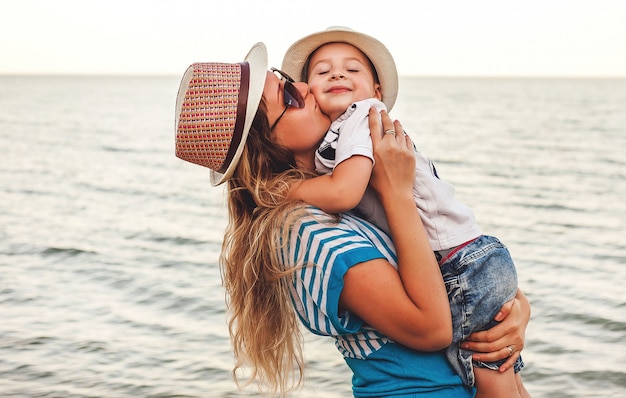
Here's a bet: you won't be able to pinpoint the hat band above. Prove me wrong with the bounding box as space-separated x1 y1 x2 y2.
218 61 250 174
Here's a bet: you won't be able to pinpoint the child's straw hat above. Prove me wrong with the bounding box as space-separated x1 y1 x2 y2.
282 26 398 111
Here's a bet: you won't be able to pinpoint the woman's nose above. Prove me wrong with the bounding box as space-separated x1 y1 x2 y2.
293 81 309 100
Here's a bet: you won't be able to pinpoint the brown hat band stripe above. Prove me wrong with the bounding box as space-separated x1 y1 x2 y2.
218 61 250 174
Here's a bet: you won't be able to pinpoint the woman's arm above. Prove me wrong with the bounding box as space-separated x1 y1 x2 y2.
461 288 531 372
339 109 452 351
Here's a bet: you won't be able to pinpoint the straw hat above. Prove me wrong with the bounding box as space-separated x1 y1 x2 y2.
175 42 268 186
281 26 398 111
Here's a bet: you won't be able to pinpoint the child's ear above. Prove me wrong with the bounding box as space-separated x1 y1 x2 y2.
374 84 383 100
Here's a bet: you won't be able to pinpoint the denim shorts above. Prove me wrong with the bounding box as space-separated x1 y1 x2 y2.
438 235 523 387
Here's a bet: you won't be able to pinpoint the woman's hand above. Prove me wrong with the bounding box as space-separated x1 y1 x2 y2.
368 108 415 202
461 288 531 372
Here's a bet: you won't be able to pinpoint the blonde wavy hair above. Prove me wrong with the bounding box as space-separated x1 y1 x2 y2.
220 99 316 396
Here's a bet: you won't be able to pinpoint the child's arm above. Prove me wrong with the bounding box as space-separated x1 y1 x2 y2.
288 155 372 213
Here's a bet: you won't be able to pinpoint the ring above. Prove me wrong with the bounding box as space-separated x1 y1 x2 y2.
384 129 396 135
507 345 514 357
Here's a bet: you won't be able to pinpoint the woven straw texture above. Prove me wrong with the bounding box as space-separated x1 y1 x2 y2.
176 63 241 171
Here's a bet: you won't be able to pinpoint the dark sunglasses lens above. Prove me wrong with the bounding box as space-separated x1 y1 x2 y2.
284 81 305 108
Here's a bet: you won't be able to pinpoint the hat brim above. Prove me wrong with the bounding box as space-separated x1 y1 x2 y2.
208 42 268 185
281 27 398 111
183 42 268 186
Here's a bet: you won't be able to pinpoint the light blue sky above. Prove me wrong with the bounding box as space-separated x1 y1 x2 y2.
2 0 625 76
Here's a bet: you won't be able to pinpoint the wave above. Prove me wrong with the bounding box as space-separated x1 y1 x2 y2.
40 247 97 257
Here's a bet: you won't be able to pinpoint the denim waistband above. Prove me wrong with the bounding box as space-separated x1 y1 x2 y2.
434 236 481 265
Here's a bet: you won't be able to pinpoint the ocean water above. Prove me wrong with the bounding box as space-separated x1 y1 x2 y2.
0 75 624 397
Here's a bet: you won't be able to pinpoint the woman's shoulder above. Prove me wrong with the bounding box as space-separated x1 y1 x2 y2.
281 206 396 264
287 206 385 238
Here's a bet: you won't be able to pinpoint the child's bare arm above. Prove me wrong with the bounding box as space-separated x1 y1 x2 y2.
288 155 372 213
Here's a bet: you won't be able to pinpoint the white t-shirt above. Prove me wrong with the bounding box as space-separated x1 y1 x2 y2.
315 98 482 251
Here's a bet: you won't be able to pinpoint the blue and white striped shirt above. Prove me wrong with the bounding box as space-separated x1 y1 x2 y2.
280 206 473 397
282 207 396 359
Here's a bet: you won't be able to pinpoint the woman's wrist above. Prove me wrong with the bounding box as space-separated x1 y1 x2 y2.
378 191 414 212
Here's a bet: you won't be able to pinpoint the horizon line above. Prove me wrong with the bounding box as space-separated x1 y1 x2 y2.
1 72 625 79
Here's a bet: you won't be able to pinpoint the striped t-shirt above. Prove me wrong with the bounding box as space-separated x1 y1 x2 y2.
280 206 473 397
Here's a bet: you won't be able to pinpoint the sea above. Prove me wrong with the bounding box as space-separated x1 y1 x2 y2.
0 75 624 398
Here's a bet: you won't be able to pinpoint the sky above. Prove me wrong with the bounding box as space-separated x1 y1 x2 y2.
1 0 625 77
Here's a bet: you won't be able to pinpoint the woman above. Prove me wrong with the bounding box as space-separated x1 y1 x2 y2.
175 42 530 397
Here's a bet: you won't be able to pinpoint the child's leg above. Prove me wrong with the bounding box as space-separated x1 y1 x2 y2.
474 366 521 398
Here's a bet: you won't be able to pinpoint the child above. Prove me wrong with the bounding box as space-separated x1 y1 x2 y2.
282 27 530 397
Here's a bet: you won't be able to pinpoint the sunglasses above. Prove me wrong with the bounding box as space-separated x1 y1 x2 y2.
270 67 305 131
